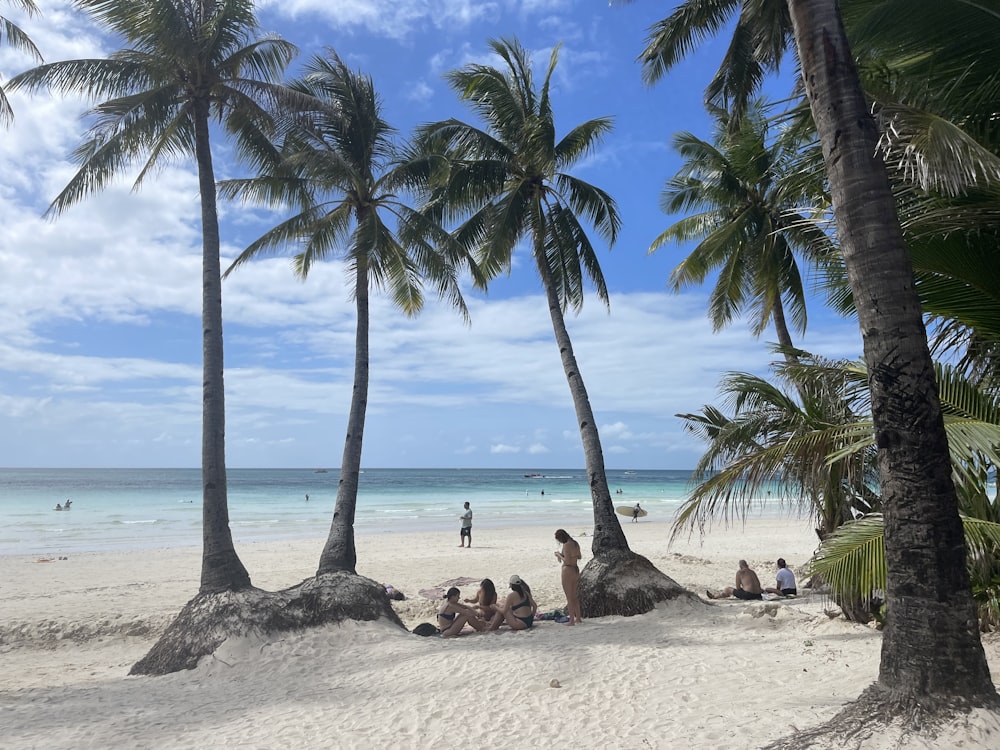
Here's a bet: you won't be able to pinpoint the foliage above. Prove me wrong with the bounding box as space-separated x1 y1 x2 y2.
651 100 833 348
674 352 878 542
808 513 1000 631
0 0 42 124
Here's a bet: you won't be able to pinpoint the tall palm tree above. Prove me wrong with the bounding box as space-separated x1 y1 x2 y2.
419 37 690 616
221 50 472 577
633 0 998 736
651 100 832 362
9 0 297 598
0 0 41 125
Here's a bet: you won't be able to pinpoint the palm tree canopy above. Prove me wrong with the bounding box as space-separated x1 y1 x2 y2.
7 0 297 213
221 49 471 320
417 37 621 314
0 0 43 124
636 0 793 124
652 101 832 339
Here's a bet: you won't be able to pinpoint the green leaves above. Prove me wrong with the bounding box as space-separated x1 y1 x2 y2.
419 36 619 311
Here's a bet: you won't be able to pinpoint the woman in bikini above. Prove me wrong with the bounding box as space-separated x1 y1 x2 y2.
437 587 488 637
488 575 537 631
464 578 499 622
554 529 583 625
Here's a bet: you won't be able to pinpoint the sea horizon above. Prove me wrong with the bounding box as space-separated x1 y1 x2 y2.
1 467 797 557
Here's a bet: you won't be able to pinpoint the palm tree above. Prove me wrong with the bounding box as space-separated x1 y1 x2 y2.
0 0 41 125
675 353 879 545
808 360 1000 630
633 0 998 737
221 50 472 579
651 100 832 363
9 0 298 675
419 37 690 616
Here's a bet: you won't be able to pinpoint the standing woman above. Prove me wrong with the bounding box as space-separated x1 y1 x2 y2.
554 529 583 625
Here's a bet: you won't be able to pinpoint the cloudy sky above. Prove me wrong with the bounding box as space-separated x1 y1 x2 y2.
0 1 861 470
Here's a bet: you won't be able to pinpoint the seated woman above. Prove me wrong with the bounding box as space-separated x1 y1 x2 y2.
489 575 538 631
464 578 499 622
438 587 488 637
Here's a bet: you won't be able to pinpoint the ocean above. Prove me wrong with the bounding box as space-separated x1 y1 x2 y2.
0 467 726 555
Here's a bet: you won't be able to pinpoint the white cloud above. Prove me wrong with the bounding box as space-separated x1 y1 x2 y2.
490 443 521 454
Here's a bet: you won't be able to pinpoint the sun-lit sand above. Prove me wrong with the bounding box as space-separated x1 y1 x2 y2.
3 518 999 749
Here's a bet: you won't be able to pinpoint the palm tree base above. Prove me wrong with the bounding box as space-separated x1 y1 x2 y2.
130 572 403 676
763 684 1000 749
579 551 696 618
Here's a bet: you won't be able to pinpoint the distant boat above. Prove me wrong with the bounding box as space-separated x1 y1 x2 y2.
524 473 543 478
314 469 329 474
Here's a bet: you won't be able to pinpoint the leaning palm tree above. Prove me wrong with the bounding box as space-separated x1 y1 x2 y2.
10 0 298 675
632 0 999 739
651 100 832 365
221 50 473 583
419 37 691 616
0 0 41 125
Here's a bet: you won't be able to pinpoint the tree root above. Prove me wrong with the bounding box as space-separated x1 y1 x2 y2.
763 683 1000 749
130 571 403 676
579 551 698 618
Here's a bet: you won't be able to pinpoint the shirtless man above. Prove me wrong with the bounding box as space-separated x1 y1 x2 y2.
706 559 763 600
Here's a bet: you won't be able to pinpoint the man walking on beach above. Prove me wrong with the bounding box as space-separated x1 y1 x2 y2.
459 502 473 548
706 560 763 600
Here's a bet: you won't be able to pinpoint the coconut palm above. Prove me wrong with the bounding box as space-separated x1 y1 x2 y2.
9 0 298 674
651 100 832 363
221 50 473 578
0 0 41 124
419 37 690 616
633 0 998 736
675 353 879 545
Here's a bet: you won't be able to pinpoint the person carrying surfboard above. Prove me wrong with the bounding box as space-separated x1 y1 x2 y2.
632 503 642 523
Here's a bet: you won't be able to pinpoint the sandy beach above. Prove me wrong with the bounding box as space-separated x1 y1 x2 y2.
3 518 999 749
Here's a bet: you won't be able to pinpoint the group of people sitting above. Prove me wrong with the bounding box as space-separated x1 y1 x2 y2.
706 558 797 600
437 575 538 637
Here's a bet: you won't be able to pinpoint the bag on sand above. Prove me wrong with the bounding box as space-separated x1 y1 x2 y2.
412 622 440 637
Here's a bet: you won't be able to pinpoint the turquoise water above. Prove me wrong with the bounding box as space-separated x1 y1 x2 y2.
0 467 720 555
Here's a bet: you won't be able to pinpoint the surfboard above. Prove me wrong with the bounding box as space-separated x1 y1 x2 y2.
616 505 648 518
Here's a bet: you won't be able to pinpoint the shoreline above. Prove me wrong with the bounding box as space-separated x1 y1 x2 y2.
3 518 999 749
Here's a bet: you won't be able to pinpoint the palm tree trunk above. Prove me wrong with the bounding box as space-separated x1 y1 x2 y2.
787 0 994 701
317 257 369 575
532 243 629 560
770 295 799 365
193 99 251 595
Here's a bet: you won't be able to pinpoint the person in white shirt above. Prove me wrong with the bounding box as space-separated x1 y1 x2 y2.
765 558 797 597
459 501 473 548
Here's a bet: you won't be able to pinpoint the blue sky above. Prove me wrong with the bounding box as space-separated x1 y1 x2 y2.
0 0 862 470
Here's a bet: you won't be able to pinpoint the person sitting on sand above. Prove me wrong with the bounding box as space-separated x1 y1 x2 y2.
554 529 583 625
464 578 499 622
438 587 488 637
764 558 797 597
489 575 538 631
707 560 763 600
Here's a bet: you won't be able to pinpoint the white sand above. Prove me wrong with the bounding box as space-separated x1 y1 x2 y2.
2 518 999 749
